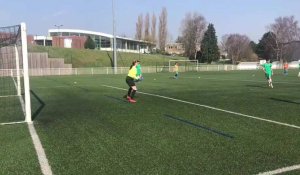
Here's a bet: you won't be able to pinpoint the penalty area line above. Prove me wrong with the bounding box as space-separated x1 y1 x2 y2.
0 95 19 98
0 121 26 125
102 84 300 130
183 76 300 85
257 164 300 175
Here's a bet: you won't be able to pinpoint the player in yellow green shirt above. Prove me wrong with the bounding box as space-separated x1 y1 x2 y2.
124 60 139 103
262 60 273 88
173 62 179 79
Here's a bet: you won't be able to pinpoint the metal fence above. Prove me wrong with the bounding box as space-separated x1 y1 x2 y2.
1 64 298 77
25 65 239 76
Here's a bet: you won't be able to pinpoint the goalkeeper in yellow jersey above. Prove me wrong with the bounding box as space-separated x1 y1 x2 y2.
124 60 139 103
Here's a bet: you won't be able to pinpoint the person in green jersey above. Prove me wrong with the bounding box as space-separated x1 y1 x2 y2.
262 60 273 88
124 60 139 103
135 60 143 82
173 62 179 79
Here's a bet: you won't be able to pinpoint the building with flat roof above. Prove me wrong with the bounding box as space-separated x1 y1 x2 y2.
46 29 154 53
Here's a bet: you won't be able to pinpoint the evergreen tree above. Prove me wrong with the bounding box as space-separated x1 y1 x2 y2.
200 23 220 63
84 36 96 49
255 32 277 61
249 41 257 52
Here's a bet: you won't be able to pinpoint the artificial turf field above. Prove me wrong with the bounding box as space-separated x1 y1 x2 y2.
1 69 300 175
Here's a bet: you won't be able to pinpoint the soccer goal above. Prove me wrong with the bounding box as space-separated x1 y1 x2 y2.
0 23 32 124
168 60 199 72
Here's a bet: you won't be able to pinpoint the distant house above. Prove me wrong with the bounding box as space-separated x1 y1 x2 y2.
165 43 185 55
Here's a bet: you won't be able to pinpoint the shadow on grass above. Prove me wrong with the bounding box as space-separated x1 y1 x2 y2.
270 97 300 105
30 90 45 120
104 95 129 104
163 114 234 139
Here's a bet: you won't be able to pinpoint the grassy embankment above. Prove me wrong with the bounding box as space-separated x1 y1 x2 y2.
28 45 188 68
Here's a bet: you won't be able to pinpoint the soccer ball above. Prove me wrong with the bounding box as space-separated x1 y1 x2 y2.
74 82 77 84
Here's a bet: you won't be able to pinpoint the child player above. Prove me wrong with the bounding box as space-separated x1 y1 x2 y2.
173 62 179 79
136 60 143 82
124 60 139 103
283 61 288 76
262 60 274 88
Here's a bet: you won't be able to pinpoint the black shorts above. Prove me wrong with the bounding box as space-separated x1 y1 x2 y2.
126 76 135 87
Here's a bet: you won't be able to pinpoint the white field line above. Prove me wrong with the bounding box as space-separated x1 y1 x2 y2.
257 164 300 175
11 75 26 117
183 76 300 85
0 121 26 125
10 78 53 175
102 84 300 130
0 95 19 98
28 123 53 175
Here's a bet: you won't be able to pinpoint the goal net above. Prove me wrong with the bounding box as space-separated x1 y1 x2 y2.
168 60 199 72
0 23 32 124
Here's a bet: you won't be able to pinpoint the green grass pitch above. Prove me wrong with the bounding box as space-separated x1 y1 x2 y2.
1 69 300 174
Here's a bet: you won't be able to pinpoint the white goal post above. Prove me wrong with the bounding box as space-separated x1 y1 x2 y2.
21 23 32 123
0 22 32 124
168 60 199 72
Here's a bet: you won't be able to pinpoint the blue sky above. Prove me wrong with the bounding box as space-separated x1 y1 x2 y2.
1 0 300 42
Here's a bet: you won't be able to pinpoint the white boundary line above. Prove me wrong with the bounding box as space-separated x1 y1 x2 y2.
28 122 53 175
257 164 300 175
0 95 19 98
0 121 26 125
0 124 53 174
102 84 300 130
10 77 53 174
183 76 300 85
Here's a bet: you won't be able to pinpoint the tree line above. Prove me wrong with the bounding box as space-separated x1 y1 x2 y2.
135 8 300 64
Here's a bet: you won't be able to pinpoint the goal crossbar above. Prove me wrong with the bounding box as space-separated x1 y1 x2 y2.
168 60 199 72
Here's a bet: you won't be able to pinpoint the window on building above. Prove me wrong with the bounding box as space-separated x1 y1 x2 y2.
101 37 111 48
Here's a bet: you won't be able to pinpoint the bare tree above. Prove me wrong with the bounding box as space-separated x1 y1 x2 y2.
180 12 206 59
151 13 157 44
220 34 229 56
135 14 143 40
158 7 168 51
268 16 300 61
144 13 150 41
223 34 253 64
